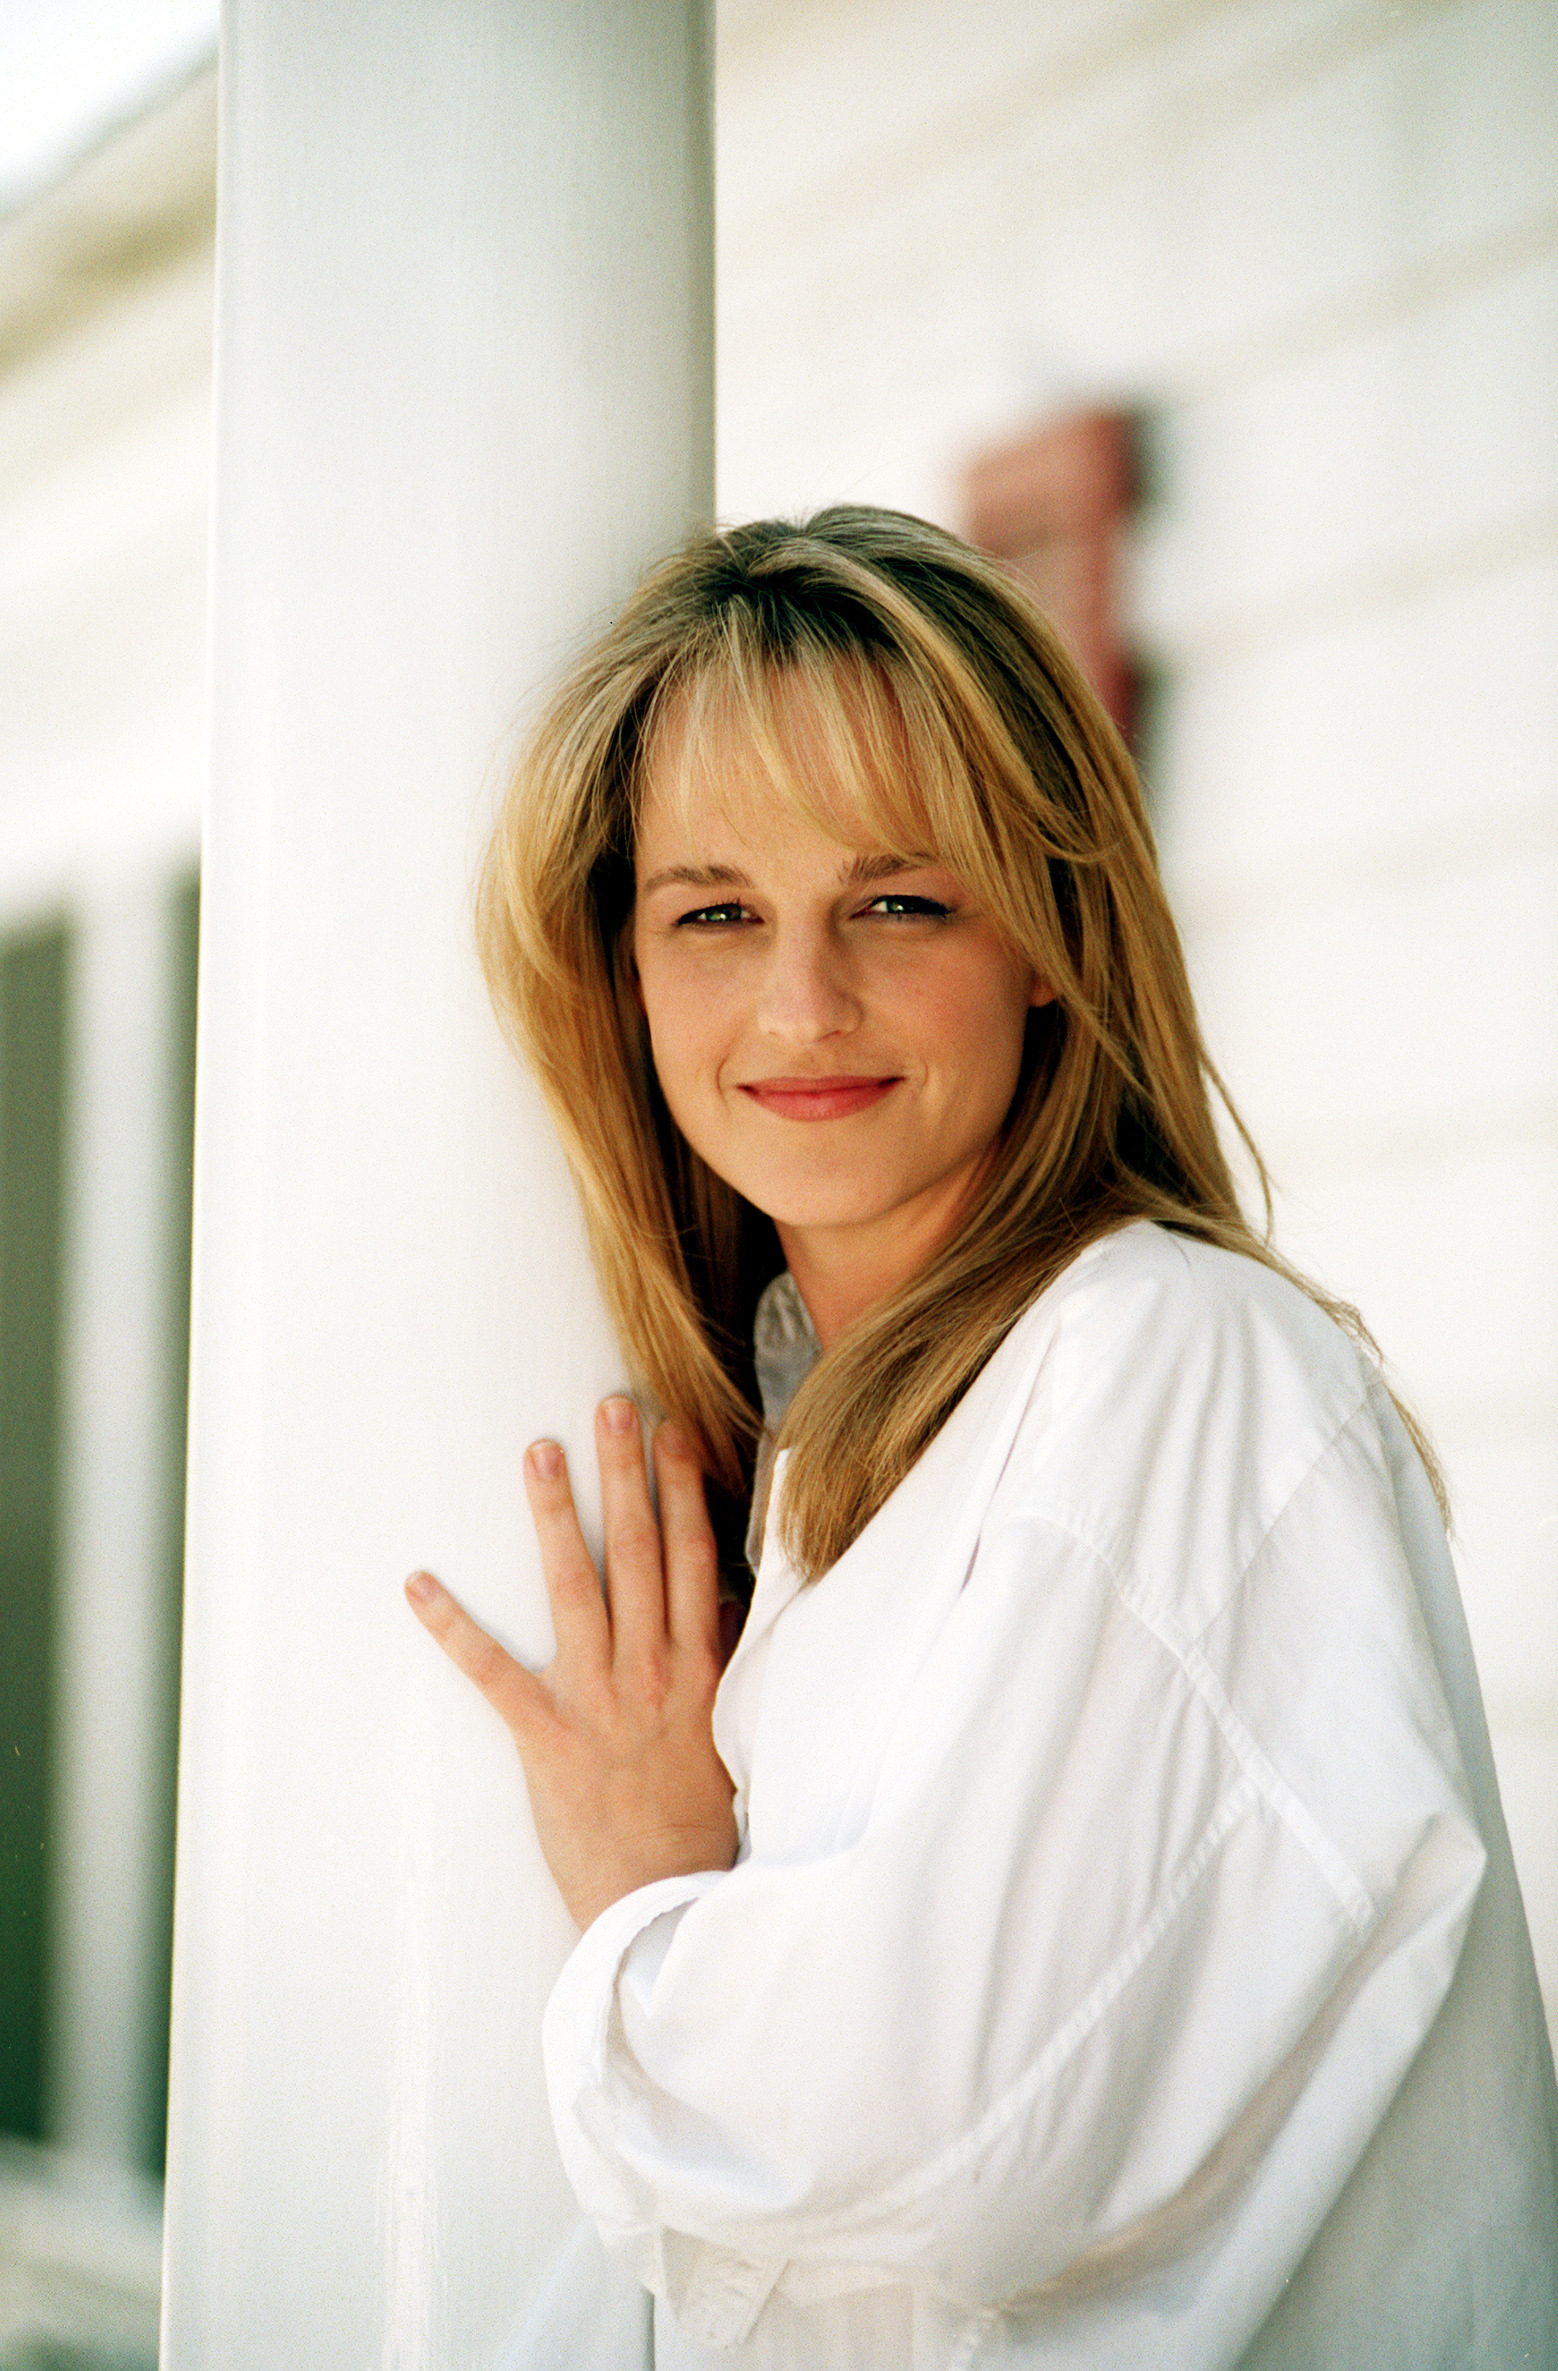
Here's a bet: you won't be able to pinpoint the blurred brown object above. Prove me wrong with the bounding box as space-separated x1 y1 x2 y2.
962 410 1136 742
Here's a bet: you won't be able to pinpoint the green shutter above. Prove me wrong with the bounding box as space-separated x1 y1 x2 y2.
0 922 69 2142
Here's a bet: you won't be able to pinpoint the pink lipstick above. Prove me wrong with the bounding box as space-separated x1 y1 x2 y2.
738 1075 899 1121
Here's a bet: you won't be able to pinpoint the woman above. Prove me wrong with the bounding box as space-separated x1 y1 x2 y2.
406 509 1558 2367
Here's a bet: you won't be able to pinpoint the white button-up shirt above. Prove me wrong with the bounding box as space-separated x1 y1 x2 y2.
522 1224 1558 2367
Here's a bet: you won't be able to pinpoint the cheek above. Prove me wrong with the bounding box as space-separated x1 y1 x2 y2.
921 953 1033 1081
637 959 728 1105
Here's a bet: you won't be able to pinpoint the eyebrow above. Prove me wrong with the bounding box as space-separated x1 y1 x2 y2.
637 852 931 898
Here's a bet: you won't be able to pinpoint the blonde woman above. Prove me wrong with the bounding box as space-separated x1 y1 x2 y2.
406 509 1558 2368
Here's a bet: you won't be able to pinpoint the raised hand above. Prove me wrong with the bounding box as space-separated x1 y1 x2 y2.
404 1398 738 1930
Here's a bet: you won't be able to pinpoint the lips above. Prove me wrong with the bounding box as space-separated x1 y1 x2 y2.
737 1075 900 1121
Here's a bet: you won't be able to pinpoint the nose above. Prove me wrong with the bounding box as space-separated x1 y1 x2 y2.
755 920 862 1044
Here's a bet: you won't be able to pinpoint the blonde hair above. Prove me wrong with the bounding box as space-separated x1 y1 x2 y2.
478 507 1443 1579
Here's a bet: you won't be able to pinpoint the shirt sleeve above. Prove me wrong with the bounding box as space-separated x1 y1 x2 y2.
541 1400 1487 2335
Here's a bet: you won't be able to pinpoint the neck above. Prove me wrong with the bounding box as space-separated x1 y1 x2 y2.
775 1175 976 1349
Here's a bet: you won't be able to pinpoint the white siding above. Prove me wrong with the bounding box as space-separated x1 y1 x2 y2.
717 0 1558 2022
0 88 213 924
0 70 214 2367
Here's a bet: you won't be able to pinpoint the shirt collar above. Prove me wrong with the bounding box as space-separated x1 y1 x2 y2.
752 1270 821 1427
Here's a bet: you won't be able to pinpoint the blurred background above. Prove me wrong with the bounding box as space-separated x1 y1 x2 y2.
0 0 1552 2359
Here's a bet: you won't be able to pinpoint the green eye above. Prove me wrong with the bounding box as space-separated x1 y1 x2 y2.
678 902 750 927
867 894 951 918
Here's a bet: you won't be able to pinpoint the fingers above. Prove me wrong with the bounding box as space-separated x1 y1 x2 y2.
522 1439 611 1669
654 1423 721 1658
413 1402 714 1739
596 1397 670 1681
404 1570 546 1736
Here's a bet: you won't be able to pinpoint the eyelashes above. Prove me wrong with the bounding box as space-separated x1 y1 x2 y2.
675 901 753 927
673 895 954 929
863 895 952 919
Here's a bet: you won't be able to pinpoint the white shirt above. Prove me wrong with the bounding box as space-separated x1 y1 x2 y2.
519 1224 1558 2368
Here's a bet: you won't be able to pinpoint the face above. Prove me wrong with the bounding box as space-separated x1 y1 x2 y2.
630 687 1051 1340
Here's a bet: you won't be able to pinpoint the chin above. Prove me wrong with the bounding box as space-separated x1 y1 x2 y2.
771 1204 897 1231
741 1179 916 1231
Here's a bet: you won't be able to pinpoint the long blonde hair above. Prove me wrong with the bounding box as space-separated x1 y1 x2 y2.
478 507 1442 1579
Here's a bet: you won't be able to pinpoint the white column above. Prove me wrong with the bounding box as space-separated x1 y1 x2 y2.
51 881 177 2171
161 5 712 2363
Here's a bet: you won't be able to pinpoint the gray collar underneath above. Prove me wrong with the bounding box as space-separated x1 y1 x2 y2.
752 1271 820 1428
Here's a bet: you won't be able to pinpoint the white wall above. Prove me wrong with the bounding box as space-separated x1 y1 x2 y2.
0 66 213 2366
716 0 1558 2021
0 69 213 929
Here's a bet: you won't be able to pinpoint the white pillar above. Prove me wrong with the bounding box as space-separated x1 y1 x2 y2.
51 881 178 2171
161 6 712 2362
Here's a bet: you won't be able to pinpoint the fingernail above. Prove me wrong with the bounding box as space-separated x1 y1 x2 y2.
601 1396 637 1435
529 1439 563 1479
659 1422 687 1459
405 1570 438 1604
